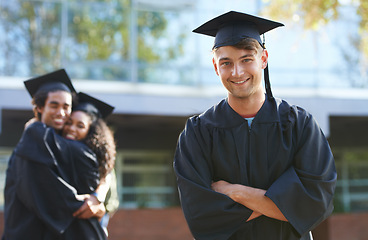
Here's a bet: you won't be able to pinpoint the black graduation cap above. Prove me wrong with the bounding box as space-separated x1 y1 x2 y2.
74 92 114 119
193 11 284 99
24 69 76 97
193 11 284 49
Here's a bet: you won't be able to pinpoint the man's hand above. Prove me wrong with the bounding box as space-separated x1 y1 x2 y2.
211 180 287 222
73 194 106 220
212 180 261 221
211 180 238 197
24 117 38 129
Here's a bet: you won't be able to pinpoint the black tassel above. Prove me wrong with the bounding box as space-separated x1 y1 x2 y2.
264 65 273 99
263 39 273 100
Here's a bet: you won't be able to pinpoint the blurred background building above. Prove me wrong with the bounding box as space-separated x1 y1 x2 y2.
0 0 368 239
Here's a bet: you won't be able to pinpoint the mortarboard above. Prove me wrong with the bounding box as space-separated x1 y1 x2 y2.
193 11 284 49
24 69 76 97
193 11 284 99
74 92 114 119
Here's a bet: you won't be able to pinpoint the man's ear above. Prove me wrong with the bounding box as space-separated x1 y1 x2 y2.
212 58 220 76
36 106 43 115
261 49 269 70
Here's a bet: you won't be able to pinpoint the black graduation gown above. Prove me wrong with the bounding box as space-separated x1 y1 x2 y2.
173 97 336 240
2 122 106 240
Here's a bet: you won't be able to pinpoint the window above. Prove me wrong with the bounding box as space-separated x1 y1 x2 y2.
334 149 368 212
116 150 177 208
0 149 12 210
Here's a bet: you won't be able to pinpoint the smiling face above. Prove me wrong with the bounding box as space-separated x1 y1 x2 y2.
37 91 72 130
62 110 92 141
212 45 268 102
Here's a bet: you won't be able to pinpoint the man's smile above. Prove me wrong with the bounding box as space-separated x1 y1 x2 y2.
231 78 249 84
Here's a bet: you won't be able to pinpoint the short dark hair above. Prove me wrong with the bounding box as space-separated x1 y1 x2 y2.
213 37 264 55
234 37 264 53
31 90 49 120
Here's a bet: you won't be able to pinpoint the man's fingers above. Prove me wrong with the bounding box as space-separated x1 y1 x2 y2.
76 210 93 219
73 201 87 217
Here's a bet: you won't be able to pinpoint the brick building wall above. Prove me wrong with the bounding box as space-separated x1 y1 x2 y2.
107 208 192 240
0 208 193 240
1 209 368 239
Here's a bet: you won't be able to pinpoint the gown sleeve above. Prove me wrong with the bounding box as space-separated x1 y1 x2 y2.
174 117 252 240
69 140 100 194
14 122 84 234
16 157 83 234
265 107 337 237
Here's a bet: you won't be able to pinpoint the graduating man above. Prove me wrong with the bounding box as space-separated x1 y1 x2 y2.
3 69 106 239
173 11 337 240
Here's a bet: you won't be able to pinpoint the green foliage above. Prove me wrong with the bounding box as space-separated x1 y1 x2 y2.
262 0 368 62
1 0 185 79
1 1 63 75
68 0 178 63
69 1 126 61
263 0 339 29
357 0 368 57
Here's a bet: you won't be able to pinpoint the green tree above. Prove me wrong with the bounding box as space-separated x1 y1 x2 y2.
0 0 185 81
262 0 368 86
262 0 339 30
0 1 63 75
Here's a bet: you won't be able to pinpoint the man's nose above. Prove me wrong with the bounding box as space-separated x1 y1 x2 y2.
231 63 244 77
56 107 67 117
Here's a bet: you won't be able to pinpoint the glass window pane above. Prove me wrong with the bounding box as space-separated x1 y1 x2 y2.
66 1 130 81
136 10 197 85
334 150 368 213
0 149 12 210
117 151 177 208
1 1 62 76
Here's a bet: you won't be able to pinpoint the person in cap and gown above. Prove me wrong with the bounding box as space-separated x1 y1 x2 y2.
62 92 119 236
2 69 107 239
173 11 336 240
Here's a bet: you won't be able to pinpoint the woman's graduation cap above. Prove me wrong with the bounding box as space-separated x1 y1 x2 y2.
74 92 114 119
193 11 284 99
24 69 76 97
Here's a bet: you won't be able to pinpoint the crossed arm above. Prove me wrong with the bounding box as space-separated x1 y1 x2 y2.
211 180 287 222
